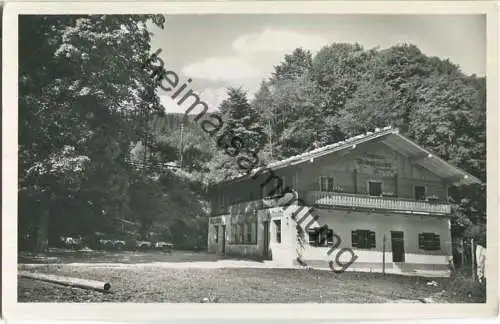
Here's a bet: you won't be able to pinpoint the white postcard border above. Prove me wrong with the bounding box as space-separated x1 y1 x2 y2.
3 1 499 320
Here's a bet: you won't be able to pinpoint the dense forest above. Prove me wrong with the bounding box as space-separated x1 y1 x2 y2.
18 16 486 253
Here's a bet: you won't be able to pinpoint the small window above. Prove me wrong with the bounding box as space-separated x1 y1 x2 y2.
274 220 282 243
368 181 382 196
352 230 376 249
243 221 258 245
320 176 335 192
418 233 440 250
231 224 237 243
214 225 219 244
238 224 244 244
307 227 334 247
415 185 426 201
246 223 252 244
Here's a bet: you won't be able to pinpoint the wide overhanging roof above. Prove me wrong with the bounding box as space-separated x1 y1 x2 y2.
381 131 481 186
217 126 482 187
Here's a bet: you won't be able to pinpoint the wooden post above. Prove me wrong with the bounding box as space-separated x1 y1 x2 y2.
382 233 386 275
471 238 475 282
179 122 184 169
461 238 465 268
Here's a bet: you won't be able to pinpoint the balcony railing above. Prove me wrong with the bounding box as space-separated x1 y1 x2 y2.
212 190 451 216
306 191 451 215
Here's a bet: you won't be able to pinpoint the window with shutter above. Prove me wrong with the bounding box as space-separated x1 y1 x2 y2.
308 228 319 245
351 231 359 248
369 231 376 248
415 185 426 201
307 227 335 247
352 229 376 249
368 181 383 196
327 177 334 192
418 233 440 250
319 176 335 192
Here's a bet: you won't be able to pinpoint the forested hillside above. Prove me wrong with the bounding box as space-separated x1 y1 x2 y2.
18 15 486 253
151 44 486 247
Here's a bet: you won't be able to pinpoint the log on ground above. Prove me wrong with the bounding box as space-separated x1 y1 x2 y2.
18 271 111 292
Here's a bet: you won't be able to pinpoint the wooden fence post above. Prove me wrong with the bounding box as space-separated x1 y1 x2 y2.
382 233 386 275
471 238 475 282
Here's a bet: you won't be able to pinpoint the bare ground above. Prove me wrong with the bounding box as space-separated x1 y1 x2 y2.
18 264 455 303
17 249 481 303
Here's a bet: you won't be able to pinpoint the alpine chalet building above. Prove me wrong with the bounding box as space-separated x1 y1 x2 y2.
207 127 481 277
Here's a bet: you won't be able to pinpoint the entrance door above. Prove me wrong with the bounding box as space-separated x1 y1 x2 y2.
221 225 226 255
391 231 405 262
263 221 270 259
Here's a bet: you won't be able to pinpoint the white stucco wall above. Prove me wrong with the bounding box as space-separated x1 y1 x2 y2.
296 208 453 276
207 206 452 276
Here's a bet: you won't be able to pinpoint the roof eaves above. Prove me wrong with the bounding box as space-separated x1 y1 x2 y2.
393 133 482 185
216 126 396 186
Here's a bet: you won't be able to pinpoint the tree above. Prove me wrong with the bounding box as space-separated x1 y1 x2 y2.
148 114 214 173
312 43 373 117
408 74 485 179
19 15 165 251
252 47 345 160
337 78 398 136
251 81 275 163
271 48 313 83
269 74 326 157
208 88 266 182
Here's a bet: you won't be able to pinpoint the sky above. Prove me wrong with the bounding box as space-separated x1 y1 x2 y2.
148 14 486 114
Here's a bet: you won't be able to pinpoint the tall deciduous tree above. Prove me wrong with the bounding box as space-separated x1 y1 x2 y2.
19 15 165 251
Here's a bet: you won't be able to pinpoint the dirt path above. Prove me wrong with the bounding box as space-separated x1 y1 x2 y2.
20 259 291 270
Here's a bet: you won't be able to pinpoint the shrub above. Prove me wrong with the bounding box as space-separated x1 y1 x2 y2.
447 269 486 303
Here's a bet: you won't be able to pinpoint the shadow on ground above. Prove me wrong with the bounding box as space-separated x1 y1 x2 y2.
18 248 233 264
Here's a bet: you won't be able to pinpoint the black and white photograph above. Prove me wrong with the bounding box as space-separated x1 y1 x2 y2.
2 0 498 320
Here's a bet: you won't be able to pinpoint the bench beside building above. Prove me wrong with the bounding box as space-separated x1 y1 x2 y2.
206 127 481 277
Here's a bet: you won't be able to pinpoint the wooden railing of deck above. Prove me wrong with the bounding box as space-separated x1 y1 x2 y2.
306 191 451 214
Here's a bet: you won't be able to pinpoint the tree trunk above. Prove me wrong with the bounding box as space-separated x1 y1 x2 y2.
19 271 111 292
35 208 50 253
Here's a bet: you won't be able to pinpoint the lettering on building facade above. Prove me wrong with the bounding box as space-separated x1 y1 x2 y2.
356 152 396 177
209 216 224 225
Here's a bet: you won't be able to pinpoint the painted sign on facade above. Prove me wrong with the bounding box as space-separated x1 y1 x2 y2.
268 207 284 219
356 152 396 177
209 216 225 225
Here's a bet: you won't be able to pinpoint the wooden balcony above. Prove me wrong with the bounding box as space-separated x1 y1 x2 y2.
306 191 451 215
